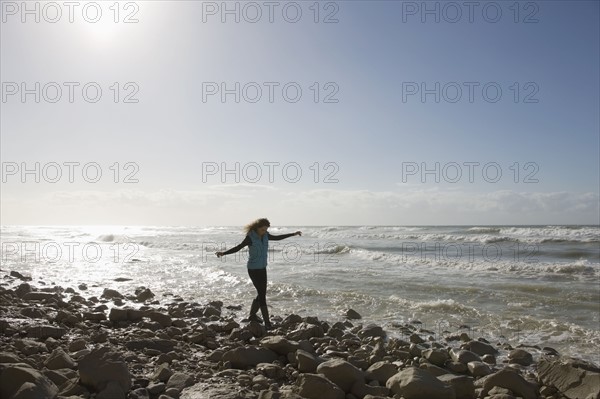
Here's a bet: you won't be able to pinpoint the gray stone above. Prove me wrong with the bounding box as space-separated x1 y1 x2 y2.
537 357 600 399
386 367 455 399
222 346 278 369
0 365 59 399
316 358 365 392
296 373 345 399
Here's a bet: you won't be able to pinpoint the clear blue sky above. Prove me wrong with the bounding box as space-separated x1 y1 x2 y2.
1 1 598 225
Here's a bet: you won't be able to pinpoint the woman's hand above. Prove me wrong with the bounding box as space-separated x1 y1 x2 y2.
295 231 302 236
215 251 224 258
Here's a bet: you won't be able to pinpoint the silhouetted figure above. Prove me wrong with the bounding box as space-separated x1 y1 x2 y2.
216 218 301 329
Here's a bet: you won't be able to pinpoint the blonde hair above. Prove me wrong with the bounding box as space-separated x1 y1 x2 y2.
243 218 270 234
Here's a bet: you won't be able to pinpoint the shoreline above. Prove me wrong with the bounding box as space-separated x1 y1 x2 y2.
1 271 598 399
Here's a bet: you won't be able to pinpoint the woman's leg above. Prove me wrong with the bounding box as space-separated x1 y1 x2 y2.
248 268 270 327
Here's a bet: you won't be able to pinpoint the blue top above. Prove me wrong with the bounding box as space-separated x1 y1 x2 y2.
221 230 296 269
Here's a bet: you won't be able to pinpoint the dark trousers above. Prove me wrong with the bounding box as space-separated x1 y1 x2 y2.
248 268 267 306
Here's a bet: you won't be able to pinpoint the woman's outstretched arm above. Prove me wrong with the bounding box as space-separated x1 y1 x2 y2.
216 235 251 257
267 231 302 241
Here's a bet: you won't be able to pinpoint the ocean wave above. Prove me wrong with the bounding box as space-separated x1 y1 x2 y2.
466 227 502 234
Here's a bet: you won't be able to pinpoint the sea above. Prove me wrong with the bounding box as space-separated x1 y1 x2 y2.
1 225 599 365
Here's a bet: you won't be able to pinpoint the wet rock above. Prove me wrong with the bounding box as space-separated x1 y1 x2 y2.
14 283 32 298
537 357 600 399
350 379 390 398
125 339 176 353
101 288 123 299
467 361 492 377
147 311 172 328
358 324 386 340
0 365 59 399
135 287 155 302
14 339 47 355
10 271 31 281
109 307 129 322
508 348 533 366
25 325 66 339
0 352 21 363
462 340 498 356
296 373 345 399
152 363 173 383
386 367 455 399
346 309 362 320
97 380 126 399
83 311 106 321
22 292 56 301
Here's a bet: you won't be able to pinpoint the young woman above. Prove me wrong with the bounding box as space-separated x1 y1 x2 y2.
216 218 301 329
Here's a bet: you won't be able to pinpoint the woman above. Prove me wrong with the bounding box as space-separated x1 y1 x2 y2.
216 218 301 329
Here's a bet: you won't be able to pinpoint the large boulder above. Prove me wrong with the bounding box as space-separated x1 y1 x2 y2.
78 347 131 393
437 374 475 399
508 348 534 366
296 373 344 399
260 336 300 355
222 346 278 369
44 348 76 370
538 357 600 399
366 361 398 385
386 367 455 399
316 358 365 392
462 340 498 356
0 365 59 399
478 369 538 399
296 349 324 373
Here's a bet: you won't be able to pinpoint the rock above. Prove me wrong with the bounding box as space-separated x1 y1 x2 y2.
125 339 176 353
0 352 21 363
0 365 59 399
135 287 155 302
386 367 455 399
287 322 324 341
97 380 126 399
101 288 123 299
351 379 390 398
450 348 481 364
366 361 398 385
14 339 47 355
130 387 151 399
166 372 194 391
68 339 86 352
462 340 498 356
10 271 31 281
437 374 474 399
152 364 173 383
296 349 324 373
222 346 278 369
109 308 129 322
316 358 365 393
467 361 492 377
45 348 76 370
83 311 106 321
20 307 47 319
537 357 600 399
479 369 538 399
24 325 65 339
78 347 132 393
508 349 534 366
422 348 449 367
296 373 345 399
409 333 425 344
482 354 496 365
346 309 362 320
260 336 300 355
147 312 172 328
14 283 32 298
358 324 386 340
203 305 221 317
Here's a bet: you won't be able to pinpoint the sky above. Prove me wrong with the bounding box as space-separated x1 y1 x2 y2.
1 0 599 226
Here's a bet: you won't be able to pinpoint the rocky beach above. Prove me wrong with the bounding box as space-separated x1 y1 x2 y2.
1 270 598 399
